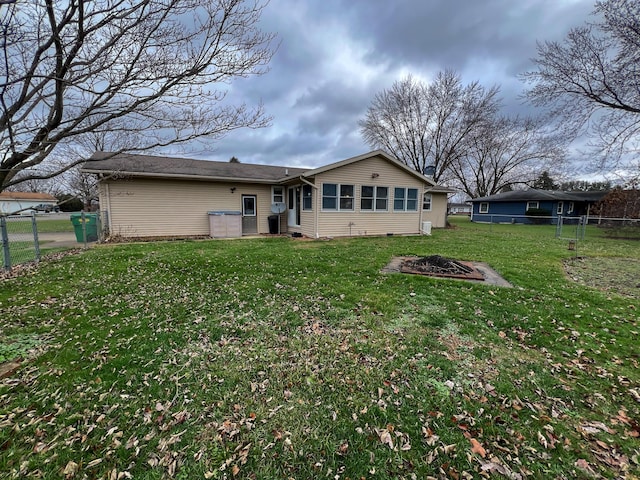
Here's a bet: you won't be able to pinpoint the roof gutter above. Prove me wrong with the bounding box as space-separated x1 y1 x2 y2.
82 169 281 184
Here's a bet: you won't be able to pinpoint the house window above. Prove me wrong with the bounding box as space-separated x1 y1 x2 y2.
302 184 312 211
394 188 404 211
568 202 574 214
526 201 539 211
322 183 354 211
479 202 489 213
272 186 284 204
242 196 256 216
376 187 389 210
361 186 373 210
407 189 418 211
322 183 337 210
557 201 563 215
361 185 388 211
394 187 419 211
340 184 354 210
423 193 432 211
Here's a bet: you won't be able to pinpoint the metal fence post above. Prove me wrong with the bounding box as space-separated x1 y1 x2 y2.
1 216 10 271
96 211 102 242
81 211 87 248
31 213 41 261
103 210 109 239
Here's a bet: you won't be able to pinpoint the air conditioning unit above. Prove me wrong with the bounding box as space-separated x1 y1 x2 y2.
421 221 432 235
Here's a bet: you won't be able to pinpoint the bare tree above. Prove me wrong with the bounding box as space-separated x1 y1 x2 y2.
56 126 144 208
450 116 565 198
0 0 275 192
7 125 138 210
5 174 59 195
523 0 640 174
359 70 500 183
59 166 99 210
358 76 431 174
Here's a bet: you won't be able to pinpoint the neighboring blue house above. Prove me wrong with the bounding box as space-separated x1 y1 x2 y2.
469 189 608 224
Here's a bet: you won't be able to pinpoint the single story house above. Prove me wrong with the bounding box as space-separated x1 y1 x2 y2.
469 189 608 224
0 191 58 215
448 202 472 215
82 150 454 238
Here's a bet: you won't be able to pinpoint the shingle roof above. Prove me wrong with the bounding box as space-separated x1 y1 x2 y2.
470 189 607 203
82 151 456 193
82 152 308 183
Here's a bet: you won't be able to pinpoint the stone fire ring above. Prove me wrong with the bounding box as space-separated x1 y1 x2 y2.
382 256 512 287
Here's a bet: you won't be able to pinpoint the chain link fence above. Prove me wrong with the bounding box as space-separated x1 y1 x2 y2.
1 215 41 270
580 216 639 240
470 213 640 241
1 212 108 271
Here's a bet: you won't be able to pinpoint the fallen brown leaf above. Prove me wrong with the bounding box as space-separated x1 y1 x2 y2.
470 438 486 458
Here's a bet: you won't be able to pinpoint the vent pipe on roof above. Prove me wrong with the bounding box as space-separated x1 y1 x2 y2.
285 168 289 176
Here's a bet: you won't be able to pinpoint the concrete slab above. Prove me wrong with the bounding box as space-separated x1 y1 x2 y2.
38 232 88 248
381 256 512 287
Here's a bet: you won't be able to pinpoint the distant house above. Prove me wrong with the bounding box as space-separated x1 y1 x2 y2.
448 202 472 215
0 191 58 215
82 150 454 238
469 189 608 224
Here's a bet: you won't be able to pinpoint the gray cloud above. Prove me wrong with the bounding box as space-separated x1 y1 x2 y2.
183 0 595 169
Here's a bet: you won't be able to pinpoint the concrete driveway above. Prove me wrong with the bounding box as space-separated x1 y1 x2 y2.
38 231 87 248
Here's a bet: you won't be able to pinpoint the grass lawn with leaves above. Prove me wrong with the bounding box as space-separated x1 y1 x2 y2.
1 219 639 479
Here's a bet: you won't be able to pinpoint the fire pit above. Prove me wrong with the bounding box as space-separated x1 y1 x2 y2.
401 255 485 281
381 255 512 287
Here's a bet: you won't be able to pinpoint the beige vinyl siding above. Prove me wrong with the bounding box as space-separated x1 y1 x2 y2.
299 208 315 238
311 156 428 237
421 189 448 228
102 178 272 237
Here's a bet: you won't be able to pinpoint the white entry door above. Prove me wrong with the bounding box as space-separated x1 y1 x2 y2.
242 195 257 234
288 186 301 227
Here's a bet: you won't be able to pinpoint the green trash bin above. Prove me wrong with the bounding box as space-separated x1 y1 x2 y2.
70 213 99 242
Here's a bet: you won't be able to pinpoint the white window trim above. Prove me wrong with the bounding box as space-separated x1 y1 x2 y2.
271 186 284 204
526 201 539 210
302 184 313 211
393 187 419 212
321 183 355 211
557 201 563 215
361 185 389 212
479 202 489 213
242 196 256 217
568 202 574 214
423 192 433 212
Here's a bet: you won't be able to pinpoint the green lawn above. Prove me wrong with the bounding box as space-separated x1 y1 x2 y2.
3 216 74 234
1 220 638 479
36 217 75 233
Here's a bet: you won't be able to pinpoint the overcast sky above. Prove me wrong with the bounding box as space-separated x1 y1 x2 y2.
179 0 596 170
